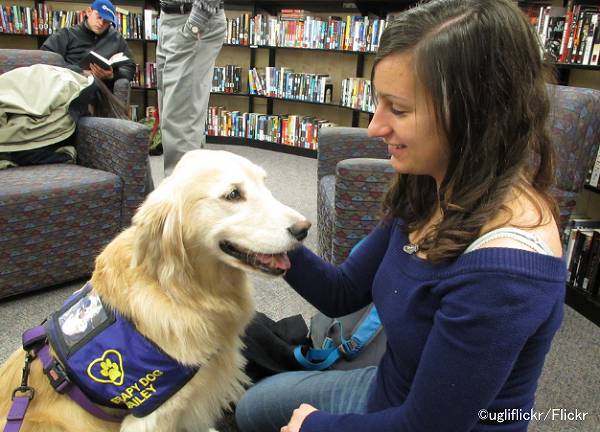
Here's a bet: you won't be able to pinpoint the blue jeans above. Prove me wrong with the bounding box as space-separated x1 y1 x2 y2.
235 367 378 432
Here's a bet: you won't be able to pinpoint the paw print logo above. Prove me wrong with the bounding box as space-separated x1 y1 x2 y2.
101 358 122 382
87 350 125 386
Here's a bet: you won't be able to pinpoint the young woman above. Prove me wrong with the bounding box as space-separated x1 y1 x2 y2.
235 1 565 431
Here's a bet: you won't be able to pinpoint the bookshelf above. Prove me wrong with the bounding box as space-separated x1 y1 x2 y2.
2 0 598 156
519 0 600 327
566 284 600 327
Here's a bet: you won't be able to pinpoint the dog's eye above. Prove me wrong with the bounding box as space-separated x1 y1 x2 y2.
225 188 242 201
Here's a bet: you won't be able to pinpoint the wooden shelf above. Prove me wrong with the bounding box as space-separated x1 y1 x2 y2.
206 135 317 158
555 63 600 72
131 87 375 113
223 43 376 55
565 285 600 328
0 32 46 37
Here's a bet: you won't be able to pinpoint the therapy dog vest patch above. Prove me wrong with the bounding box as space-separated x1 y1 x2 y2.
46 283 198 417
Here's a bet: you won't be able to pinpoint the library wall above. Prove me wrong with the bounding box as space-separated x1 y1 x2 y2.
1 34 36 48
569 70 600 90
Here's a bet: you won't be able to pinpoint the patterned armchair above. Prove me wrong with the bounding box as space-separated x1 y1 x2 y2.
318 84 600 264
0 49 149 299
317 127 394 264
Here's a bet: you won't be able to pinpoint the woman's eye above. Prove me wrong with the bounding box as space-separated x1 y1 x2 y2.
390 107 406 116
225 189 242 201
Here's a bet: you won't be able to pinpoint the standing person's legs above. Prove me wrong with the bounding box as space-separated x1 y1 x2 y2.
158 10 226 177
235 367 377 432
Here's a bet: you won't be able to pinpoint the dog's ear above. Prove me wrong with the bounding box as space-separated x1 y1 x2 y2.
131 194 189 284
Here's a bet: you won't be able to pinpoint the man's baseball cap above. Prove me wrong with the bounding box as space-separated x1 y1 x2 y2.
91 0 117 26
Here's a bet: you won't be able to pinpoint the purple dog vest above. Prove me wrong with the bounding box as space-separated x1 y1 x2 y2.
46 283 198 417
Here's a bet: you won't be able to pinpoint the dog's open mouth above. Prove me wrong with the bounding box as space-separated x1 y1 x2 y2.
219 241 291 276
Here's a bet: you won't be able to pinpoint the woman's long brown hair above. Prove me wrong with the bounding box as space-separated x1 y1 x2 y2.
375 0 559 263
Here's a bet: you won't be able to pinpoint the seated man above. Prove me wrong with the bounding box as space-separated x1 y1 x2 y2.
41 0 135 115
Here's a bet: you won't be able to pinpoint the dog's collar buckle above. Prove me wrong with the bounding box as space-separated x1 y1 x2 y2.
43 358 71 394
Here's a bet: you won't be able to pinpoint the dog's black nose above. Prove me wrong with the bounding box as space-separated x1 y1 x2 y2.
288 221 311 241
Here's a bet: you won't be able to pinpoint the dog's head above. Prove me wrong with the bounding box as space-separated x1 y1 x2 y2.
131 150 310 286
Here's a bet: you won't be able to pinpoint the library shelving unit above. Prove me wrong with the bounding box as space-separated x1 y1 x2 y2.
566 284 600 327
521 0 600 327
0 0 398 157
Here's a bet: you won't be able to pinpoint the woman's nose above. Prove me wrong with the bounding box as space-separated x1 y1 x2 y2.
367 107 392 139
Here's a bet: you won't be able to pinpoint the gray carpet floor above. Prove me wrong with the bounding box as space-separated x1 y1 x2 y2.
1 144 598 431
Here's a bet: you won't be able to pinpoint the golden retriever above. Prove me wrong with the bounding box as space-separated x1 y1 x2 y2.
0 149 310 432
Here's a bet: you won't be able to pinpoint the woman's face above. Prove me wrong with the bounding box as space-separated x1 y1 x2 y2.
368 53 450 187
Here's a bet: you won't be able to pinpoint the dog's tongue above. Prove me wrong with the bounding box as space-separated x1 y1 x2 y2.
256 252 291 270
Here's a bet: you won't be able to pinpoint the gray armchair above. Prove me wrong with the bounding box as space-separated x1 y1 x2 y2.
0 49 149 299
317 127 395 264
318 85 600 264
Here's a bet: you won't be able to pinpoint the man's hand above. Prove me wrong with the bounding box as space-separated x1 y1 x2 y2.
280 404 318 432
89 63 114 80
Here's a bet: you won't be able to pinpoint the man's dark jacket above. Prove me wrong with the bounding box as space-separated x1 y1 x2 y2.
41 20 135 83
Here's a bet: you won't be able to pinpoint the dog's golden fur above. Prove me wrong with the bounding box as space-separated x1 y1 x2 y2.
0 150 309 432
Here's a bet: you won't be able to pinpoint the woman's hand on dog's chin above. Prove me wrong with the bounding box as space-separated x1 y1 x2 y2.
281 403 318 432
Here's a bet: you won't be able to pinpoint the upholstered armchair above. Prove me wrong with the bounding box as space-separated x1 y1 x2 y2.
317 85 600 264
317 127 394 264
547 85 600 229
0 49 149 299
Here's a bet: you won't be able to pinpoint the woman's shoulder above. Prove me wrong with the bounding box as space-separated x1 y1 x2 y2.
476 189 563 258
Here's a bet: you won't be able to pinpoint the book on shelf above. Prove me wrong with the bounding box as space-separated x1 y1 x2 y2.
279 9 305 22
234 12 386 52
129 104 140 122
538 6 566 62
531 2 600 65
587 144 600 188
79 51 130 70
131 63 143 87
567 227 600 297
226 13 251 45
570 229 593 286
581 230 600 295
143 9 159 40
341 77 374 112
145 62 157 88
212 65 242 93
248 67 333 104
0 4 153 39
0 4 53 35
563 217 600 261
206 106 336 150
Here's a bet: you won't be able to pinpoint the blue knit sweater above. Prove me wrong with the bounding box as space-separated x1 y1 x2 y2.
284 219 566 432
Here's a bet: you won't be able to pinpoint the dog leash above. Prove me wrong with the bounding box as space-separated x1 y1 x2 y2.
4 325 125 432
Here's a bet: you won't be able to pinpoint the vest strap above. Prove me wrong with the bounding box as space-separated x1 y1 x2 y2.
15 325 126 425
3 394 31 432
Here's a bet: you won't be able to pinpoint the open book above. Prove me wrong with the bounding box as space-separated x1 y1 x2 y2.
79 51 130 71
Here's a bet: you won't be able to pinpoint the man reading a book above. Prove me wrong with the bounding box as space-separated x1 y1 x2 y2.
41 0 135 91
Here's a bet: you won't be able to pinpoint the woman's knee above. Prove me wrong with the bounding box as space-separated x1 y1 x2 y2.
236 372 310 432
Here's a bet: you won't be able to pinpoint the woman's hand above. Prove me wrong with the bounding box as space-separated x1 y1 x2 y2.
280 404 318 432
